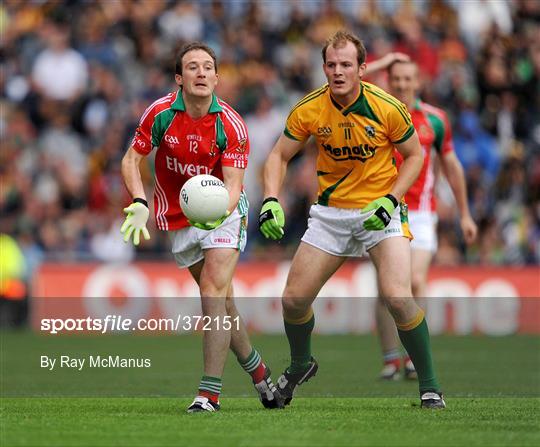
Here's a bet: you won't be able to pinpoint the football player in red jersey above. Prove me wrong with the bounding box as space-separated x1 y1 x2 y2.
369 58 477 380
120 42 283 413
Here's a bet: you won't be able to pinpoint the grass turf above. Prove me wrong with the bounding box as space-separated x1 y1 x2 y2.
1 332 539 445
2 397 539 446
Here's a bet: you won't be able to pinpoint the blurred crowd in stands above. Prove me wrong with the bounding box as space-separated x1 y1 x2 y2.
1 0 539 289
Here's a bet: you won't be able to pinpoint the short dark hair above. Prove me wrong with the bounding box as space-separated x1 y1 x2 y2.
175 42 218 75
322 30 366 66
387 60 419 76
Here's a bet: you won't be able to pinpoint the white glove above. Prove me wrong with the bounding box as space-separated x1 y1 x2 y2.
120 201 150 246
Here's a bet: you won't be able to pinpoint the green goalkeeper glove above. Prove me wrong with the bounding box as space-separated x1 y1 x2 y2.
189 211 230 231
121 199 151 245
258 197 285 240
361 194 398 231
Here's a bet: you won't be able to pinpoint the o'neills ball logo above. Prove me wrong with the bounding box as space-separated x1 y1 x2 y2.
201 179 225 187
181 189 188 204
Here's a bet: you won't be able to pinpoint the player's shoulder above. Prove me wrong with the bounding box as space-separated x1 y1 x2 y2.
419 101 448 118
216 98 245 123
362 82 407 113
288 84 329 116
215 97 248 140
419 101 451 133
148 92 175 113
138 92 175 125
362 81 390 97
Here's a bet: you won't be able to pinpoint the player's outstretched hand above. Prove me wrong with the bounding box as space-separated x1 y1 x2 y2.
259 197 285 240
189 211 230 231
121 201 151 246
361 194 398 231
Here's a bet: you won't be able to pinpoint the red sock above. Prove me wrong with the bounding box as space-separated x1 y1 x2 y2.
199 390 219 404
403 356 412 365
251 362 266 384
385 358 401 369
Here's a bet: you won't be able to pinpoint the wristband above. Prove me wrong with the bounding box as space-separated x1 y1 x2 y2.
262 197 279 205
133 198 148 208
384 194 399 208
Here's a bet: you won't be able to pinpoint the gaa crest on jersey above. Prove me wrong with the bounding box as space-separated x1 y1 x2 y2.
209 140 216 157
236 138 247 153
364 126 376 138
164 134 180 145
317 126 332 137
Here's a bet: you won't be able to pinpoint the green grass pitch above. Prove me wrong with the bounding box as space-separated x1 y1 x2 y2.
1 332 539 446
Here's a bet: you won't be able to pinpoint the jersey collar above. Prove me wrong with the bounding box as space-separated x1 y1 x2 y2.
333 82 381 124
171 90 223 113
329 84 362 112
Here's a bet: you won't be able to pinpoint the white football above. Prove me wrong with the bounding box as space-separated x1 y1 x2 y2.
180 174 229 223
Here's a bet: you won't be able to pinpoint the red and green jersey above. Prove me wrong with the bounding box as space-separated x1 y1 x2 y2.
395 99 454 211
131 90 249 230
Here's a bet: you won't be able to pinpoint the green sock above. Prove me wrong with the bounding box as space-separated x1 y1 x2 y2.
284 314 315 374
398 318 440 392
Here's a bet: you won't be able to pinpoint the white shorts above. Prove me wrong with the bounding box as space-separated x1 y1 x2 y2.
408 210 438 252
168 209 248 268
301 204 412 257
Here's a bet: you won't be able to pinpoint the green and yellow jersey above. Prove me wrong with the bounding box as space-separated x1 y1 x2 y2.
284 81 415 208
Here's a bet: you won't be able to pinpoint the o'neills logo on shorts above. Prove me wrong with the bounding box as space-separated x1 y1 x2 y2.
213 237 231 243
201 179 225 187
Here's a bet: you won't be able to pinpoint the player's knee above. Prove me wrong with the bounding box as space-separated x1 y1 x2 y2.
379 277 411 301
282 294 310 316
383 296 411 315
199 280 227 299
411 274 425 295
411 283 422 298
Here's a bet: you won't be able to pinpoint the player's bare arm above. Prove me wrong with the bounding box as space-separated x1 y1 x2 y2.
259 135 305 240
390 131 423 201
222 165 245 213
121 146 147 200
263 134 305 199
440 151 478 244
120 146 150 245
364 52 410 76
